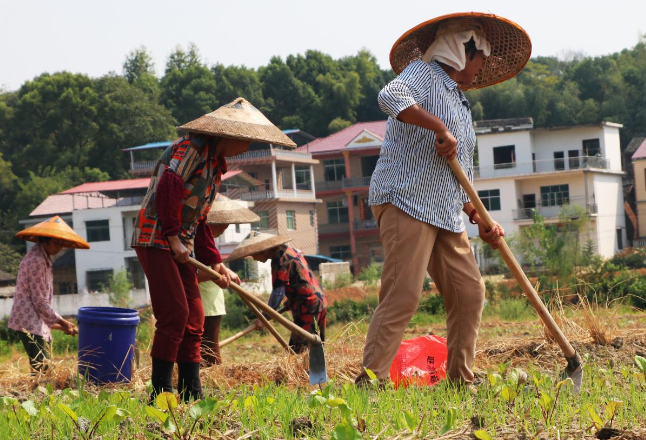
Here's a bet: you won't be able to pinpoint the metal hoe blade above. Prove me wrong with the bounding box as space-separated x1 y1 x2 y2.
564 353 583 392
308 336 327 386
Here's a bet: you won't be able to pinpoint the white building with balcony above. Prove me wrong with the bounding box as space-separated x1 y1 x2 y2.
465 118 626 258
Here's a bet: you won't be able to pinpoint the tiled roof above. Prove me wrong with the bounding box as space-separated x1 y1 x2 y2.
632 137 646 160
61 178 151 194
295 121 387 155
30 194 118 217
627 135 646 156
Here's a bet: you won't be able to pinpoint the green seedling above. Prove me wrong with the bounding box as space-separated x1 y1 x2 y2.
58 402 128 439
587 400 623 433
439 407 458 435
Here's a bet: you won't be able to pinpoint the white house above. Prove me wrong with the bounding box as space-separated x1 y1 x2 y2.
465 118 626 260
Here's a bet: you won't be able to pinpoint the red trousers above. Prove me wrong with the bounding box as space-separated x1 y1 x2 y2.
135 247 204 363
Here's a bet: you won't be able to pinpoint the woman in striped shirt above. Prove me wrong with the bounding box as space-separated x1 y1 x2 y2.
357 13 531 387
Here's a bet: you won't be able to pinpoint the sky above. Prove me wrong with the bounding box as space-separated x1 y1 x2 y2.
1 0 645 91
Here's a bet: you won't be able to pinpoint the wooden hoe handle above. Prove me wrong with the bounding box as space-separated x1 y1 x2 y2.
447 158 577 359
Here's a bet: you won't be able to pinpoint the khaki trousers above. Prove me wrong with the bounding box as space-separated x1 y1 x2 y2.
359 203 485 383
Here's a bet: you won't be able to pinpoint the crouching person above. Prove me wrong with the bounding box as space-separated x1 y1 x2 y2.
227 232 327 353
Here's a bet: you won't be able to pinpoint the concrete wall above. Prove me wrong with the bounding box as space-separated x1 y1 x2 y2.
320 262 351 285
0 289 150 319
477 130 532 168
592 173 626 257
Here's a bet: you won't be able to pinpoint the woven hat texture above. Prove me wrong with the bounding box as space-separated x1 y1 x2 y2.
207 198 260 225
226 231 291 262
16 216 90 249
177 97 296 148
390 12 531 90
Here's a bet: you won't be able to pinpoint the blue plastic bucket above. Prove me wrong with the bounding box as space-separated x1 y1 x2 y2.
77 307 140 384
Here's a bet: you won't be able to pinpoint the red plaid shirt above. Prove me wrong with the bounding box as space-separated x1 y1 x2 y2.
131 134 227 252
272 245 327 315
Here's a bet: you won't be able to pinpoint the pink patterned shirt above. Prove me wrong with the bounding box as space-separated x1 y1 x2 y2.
8 244 61 341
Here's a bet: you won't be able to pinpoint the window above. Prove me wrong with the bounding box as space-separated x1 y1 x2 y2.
86 219 110 242
582 139 600 157
361 155 380 177
264 179 270 190
86 269 114 292
330 245 352 260
540 184 569 207
522 194 536 209
617 228 623 250
554 151 565 171
125 257 146 290
309 210 315 227
235 224 241 233
477 189 501 211
248 172 258 179
286 210 296 230
252 211 270 230
493 145 516 169
327 201 349 224
295 167 311 190
324 159 346 181
568 150 580 169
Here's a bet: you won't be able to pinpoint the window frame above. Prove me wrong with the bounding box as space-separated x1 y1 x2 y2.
477 189 501 211
326 201 349 224
286 210 296 230
323 158 346 182
86 219 110 243
540 184 570 207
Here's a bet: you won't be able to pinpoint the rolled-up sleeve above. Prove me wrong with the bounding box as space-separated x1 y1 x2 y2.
378 60 432 119
27 260 61 326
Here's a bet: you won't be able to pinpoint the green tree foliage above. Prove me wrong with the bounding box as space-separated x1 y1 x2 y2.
160 44 219 123
511 205 589 285
91 75 176 177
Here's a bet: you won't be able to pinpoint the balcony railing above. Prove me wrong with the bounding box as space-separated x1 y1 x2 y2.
343 176 372 188
315 176 372 191
130 160 158 175
318 223 350 235
226 147 314 163
234 189 316 201
353 219 378 231
512 197 599 220
474 156 610 180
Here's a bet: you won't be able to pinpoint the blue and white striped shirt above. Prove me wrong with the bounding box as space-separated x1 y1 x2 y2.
369 60 476 233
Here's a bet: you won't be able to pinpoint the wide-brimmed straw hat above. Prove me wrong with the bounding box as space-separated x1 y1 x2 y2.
207 196 260 225
390 12 532 90
16 216 90 249
176 97 297 148
226 231 291 262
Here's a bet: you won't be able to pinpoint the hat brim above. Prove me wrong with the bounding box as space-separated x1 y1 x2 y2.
390 12 532 90
177 98 297 148
226 235 291 262
16 229 90 249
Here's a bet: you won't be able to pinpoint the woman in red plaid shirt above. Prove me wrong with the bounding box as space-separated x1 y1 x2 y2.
132 98 296 401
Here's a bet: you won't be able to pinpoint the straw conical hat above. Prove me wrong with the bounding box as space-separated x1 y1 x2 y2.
177 97 297 148
226 231 291 262
16 216 90 249
207 196 260 225
390 12 532 90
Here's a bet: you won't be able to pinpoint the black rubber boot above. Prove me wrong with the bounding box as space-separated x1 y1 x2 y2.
149 357 174 405
178 362 204 402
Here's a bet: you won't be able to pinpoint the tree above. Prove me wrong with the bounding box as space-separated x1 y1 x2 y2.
212 64 265 108
123 46 156 83
161 45 219 124
511 204 589 288
91 75 176 178
4 73 99 177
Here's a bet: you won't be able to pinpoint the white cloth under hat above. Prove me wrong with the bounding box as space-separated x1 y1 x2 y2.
422 30 491 71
